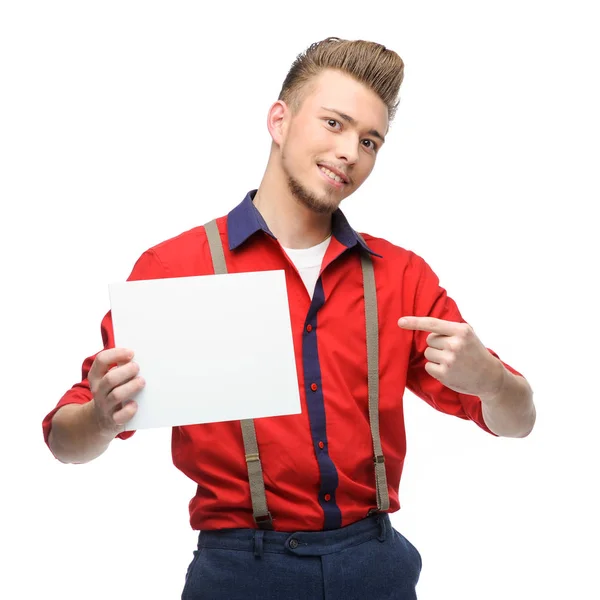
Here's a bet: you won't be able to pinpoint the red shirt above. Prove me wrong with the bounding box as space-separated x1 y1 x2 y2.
43 189 522 532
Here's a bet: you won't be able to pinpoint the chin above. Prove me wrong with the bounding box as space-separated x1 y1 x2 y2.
286 173 346 215
295 184 340 214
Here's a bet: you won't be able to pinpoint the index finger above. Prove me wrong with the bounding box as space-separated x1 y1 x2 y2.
398 316 462 336
90 347 135 378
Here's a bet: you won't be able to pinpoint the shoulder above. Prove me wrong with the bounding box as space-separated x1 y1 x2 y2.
143 215 227 278
358 231 431 278
358 231 452 314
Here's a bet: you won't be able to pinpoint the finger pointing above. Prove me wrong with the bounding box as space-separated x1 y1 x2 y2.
398 316 462 336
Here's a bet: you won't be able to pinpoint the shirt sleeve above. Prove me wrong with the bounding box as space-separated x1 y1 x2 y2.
405 253 524 436
42 249 169 447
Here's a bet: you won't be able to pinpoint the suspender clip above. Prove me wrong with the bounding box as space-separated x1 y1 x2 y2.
254 512 274 530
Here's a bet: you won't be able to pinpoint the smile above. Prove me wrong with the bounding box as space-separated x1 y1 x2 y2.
317 165 347 188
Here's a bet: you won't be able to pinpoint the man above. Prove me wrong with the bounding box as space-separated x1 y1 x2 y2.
43 37 536 599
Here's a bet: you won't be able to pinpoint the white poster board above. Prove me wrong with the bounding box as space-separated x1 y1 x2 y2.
108 270 301 430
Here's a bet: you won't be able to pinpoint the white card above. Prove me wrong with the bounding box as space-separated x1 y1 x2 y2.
108 270 301 430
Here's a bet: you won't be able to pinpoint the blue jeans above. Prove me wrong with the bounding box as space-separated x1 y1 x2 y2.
181 513 422 599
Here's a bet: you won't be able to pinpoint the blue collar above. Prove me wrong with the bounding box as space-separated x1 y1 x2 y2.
227 190 381 257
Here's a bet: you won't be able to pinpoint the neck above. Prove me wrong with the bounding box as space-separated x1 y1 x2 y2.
253 156 333 250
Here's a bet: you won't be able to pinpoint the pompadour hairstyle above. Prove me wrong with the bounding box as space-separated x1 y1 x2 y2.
278 37 405 122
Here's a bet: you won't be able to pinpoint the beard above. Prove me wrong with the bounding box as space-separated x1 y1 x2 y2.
286 172 336 215
281 150 339 215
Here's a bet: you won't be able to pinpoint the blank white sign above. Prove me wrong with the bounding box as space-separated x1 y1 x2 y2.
108 270 301 430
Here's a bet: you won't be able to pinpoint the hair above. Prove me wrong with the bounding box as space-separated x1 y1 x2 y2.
278 37 405 123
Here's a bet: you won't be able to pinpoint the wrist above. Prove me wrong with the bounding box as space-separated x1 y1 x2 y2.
478 357 507 404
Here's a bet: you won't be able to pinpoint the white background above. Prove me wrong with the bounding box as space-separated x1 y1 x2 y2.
1 1 598 598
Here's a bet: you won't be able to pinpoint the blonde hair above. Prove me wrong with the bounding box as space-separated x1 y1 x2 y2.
278 37 405 122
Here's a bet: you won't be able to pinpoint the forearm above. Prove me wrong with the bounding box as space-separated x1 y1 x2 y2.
48 401 117 464
479 363 536 438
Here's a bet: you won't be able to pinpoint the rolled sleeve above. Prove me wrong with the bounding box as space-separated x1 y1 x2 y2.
405 254 523 436
42 250 168 447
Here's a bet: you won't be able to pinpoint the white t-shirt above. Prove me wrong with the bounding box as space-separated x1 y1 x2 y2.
281 235 332 299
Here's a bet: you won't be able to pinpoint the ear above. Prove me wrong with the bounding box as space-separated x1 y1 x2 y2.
266 100 289 146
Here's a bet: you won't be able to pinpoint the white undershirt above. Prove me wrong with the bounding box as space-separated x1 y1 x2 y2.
281 236 332 299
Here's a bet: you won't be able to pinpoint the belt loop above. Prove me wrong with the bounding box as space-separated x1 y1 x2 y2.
377 514 387 542
254 529 265 559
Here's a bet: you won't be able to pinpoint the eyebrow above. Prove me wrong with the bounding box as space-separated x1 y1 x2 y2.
320 106 386 145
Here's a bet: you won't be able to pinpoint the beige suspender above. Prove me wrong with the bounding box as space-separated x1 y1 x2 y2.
204 219 389 529
204 219 273 528
359 251 390 513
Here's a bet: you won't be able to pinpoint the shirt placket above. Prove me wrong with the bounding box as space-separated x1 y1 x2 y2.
301 276 342 530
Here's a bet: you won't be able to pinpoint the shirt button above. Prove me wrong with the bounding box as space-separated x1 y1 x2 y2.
324 494 331 502
318 441 324 449
289 538 299 549
306 324 313 333
310 383 318 392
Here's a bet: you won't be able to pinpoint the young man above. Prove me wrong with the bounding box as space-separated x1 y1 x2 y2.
43 37 535 599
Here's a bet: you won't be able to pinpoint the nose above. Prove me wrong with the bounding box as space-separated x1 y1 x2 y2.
335 133 360 166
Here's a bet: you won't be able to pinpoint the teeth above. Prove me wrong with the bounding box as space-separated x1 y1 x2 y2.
319 166 344 183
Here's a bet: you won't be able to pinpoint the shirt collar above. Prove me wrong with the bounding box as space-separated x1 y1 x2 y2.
227 189 382 257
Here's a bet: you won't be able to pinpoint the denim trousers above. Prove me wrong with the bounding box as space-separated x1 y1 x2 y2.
181 513 422 600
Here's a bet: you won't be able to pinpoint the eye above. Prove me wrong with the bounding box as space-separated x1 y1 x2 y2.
362 139 378 152
326 119 341 129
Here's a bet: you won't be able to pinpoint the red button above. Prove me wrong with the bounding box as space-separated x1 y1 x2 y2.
324 494 331 502
318 441 324 449
310 383 318 392
306 324 313 333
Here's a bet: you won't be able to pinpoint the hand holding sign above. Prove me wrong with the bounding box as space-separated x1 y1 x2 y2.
398 316 505 398
88 347 145 435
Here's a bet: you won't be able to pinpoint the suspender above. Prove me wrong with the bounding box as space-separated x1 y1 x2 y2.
359 250 389 514
204 219 389 529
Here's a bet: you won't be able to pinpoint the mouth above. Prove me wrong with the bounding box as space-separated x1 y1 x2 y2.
317 164 349 189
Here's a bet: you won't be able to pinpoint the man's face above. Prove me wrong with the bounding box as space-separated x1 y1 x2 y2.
277 69 389 215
